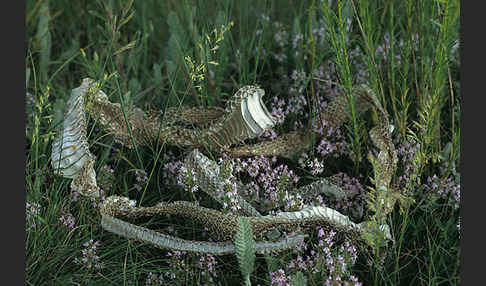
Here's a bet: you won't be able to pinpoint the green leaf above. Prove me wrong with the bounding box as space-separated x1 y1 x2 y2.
36 0 51 83
165 33 184 104
290 271 307 286
187 6 201 45
264 255 280 273
430 19 443 28
235 217 256 285
167 11 188 49
114 40 137 56
118 10 135 30
440 142 453 160
340 0 354 24
87 10 107 22
292 16 301 37
153 63 163 85
165 59 177 77
128 78 141 96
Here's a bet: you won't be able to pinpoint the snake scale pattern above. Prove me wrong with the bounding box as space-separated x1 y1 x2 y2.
52 78 398 255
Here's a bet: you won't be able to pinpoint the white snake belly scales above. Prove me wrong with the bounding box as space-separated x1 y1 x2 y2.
52 78 396 254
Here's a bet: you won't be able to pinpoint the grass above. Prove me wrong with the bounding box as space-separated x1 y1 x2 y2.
26 0 460 285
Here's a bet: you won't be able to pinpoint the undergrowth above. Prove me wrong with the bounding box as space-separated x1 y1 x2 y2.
26 0 460 285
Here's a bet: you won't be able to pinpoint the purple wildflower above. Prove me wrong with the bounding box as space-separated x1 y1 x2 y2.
74 239 104 270
26 202 41 228
270 269 290 286
59 212 76 229
134 169 148 192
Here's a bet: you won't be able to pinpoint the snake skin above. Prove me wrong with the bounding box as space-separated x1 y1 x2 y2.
52 79 397 254
100 196 389 247
51 78 100 197
101 214 306 255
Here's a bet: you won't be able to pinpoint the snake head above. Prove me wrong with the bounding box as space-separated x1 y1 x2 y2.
214 85 276 147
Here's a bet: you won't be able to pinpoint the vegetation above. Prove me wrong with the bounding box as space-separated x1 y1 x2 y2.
26 0 460 285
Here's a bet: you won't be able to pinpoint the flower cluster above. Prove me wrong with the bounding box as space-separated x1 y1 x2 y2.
269 96 288 125
26 92 36 105
312 118 349 159
396 136 421 190
209 158 240 213
259 128 278 140
166 250 186 278
145 272 165 285
267 66 363 155
177 166 199 193
270 269 291 286
59 212 76 229
103 163 114 173
318 172 366 220
70 189 80 202
312 62 340 100
333 173 366 199
268 69 308 128
163 160 183 181
151 251 218 285
233 155 302 211
272 228 362 285
216 175 241 213
26 201 41 228
74 239 104 270
318 229 360 285
196 253 218 284
308 157 325 176
425 162 460 210
162 150 184 186
89 188 106 209
134 169 149 192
